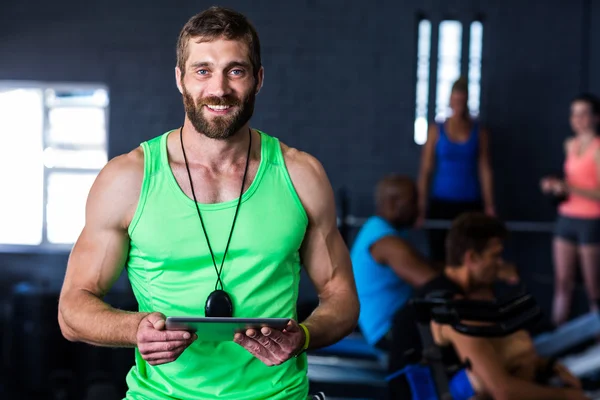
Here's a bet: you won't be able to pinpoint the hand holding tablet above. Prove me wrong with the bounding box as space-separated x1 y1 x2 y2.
138 313 198 366
165 317 290 342
232 319 308 366
165 316 307 366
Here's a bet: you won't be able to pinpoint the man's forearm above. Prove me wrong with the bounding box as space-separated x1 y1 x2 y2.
59 289 147 347
301 289 359 349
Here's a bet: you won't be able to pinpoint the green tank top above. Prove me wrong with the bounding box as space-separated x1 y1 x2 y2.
123 130 309 400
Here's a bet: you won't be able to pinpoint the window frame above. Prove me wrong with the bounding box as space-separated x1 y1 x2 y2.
0 80 109 253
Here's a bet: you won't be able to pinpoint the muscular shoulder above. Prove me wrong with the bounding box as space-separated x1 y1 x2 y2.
281 143 326 184
86 147 144 229
104 147 144 177
280 142 333 221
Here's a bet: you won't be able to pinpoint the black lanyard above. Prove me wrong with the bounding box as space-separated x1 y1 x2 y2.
180 127 252 317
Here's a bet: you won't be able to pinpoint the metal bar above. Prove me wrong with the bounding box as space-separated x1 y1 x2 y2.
307 355 385 371
423 219 555 232
339 215 555 233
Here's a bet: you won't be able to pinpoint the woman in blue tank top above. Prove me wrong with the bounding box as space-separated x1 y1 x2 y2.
417 77 496 265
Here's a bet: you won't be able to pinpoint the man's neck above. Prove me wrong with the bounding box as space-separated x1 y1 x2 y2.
444 266 467 292
443 266 491 298
180 120 251 171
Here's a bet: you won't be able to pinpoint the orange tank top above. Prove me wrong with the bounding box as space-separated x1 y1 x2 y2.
559 137 600 218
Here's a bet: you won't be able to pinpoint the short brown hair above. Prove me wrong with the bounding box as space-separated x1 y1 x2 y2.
446 212 507 266
176 7 262 78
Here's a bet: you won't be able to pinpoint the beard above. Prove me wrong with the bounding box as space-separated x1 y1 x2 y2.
182 84 256 140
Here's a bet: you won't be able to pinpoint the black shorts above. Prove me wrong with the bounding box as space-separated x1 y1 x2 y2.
555 215 600 245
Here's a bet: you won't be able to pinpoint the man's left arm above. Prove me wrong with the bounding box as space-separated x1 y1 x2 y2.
291 151 360 349
234 148 359 364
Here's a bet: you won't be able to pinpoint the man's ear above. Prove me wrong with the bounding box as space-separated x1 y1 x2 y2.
175 67 183 94
463 249 479 265
255 66 264 94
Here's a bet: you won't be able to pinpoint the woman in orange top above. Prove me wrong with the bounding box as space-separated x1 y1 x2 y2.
541 93 600 326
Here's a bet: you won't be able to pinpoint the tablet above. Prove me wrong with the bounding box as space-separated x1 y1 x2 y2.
165 317 291 342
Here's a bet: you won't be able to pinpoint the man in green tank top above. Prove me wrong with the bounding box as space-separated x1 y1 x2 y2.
57 6 359 400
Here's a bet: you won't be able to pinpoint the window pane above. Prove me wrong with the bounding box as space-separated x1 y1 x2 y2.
46 88 109 108
48 107 106 146
47 172 97 244
468 21 483 118
0 89 44 245
43 147 108 169
414 20 432 145
435 21 463 122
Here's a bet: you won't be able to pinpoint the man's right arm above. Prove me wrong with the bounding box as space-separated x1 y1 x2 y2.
442 325 588 400
58 149 148 347
58 148 195 364
370 236 437 287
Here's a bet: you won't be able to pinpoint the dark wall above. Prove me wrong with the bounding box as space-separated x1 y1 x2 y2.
591 0 600 95
0 0 597 313
485 0 588 221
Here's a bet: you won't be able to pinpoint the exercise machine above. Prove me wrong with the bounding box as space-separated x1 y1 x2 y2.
388 289 542 399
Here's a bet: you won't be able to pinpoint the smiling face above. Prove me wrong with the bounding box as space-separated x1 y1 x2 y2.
176 37 264 139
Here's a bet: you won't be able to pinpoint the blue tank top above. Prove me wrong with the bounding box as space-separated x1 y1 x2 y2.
431 122 481 202
350 217 413 345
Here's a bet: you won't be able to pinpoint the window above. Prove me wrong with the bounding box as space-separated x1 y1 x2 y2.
414 18 484 144
468 21 483 118
435 20 463 122
414 20 432 146
0 83 109 248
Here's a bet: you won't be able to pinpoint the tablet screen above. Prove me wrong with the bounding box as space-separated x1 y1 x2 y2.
165 317 291 342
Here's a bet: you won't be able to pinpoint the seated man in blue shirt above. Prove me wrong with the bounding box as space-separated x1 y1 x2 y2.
350 175 437 350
